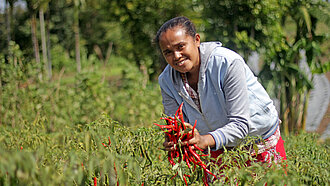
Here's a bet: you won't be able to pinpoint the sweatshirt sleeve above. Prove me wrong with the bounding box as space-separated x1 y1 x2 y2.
160 87 179 117
208 59 250 150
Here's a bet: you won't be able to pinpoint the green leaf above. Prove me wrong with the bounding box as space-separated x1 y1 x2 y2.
253 143 259 155
178 167 183 181
300 7 312 36
172 163 179 170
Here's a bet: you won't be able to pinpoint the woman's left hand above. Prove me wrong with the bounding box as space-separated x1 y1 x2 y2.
182 123 216 150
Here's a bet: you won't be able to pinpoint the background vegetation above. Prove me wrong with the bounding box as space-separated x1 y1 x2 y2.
0 0 329 185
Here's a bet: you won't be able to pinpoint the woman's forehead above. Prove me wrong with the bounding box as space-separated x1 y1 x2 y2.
159 27 190 46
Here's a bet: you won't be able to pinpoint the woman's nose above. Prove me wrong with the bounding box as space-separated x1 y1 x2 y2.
174 51 181 59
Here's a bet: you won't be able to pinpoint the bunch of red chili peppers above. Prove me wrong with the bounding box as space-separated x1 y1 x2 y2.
154 103 217 185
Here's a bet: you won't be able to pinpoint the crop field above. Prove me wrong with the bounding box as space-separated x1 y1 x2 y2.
0 114 329 185
0 0 329 183
0 57 329 185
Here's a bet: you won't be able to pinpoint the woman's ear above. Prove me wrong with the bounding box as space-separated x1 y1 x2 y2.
195 33 201 46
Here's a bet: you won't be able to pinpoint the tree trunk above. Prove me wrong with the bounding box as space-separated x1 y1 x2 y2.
0 62 2 125
105 42 113 65
280 73 289 136
74 7 81 73
31 13 42 79
301 90 310 131
46 10 52 80
39 8 49 80
5 0 11 60
94 44 104 62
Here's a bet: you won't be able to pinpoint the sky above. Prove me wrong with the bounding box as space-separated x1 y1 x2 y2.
0 0 26 13
0 0 4 12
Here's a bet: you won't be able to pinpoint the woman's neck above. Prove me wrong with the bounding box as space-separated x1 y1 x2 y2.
187 66 200 91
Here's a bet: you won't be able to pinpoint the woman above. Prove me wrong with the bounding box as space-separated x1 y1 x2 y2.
155 16 286 163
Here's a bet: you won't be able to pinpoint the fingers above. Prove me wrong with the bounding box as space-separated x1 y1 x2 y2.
183 122 192 129
187 136 198 145
163 140 175 151
163 122 203 151
164 133 169 142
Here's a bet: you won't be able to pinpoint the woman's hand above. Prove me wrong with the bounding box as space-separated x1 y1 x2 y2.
163 122 216 151
182 123 216 150
163 133 175 151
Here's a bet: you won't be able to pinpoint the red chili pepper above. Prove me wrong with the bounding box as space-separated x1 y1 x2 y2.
160 117 174 126
184 174 191 177
201 164 217 179
186 151 198 165
108 136 111 146
178 103 186 130
188 145 203 163
193 144 204 152
183 147 191 168
175 104 180 116
154 102 217 186
168 151 175 165
183 174 188 186
102 143 107 148
170 171 178 180
114 162 119 186
192 120 197 136
203 171 209 186
153 123 174 129
93 177 97 186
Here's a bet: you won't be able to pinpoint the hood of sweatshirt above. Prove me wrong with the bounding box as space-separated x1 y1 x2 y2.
198 41 222 79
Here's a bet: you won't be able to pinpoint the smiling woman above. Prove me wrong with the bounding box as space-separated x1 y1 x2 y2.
158 28 200 75
155 16 287 180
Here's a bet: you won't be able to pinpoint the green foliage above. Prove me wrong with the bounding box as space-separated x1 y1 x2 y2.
0 114 328 185
0 115 166 185
201 0 285 59
202 0 328 135
0 50 162 127
104 0 201 77
0 1 329 185
0 48 328 185
286 132 329 185
257 0 329 135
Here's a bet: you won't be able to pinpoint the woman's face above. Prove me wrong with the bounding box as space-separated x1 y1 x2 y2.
159 26 200 74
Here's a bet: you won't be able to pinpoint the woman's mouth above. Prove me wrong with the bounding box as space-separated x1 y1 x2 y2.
176 59 186 66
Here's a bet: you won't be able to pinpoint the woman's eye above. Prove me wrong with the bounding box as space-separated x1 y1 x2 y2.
163 51 171 56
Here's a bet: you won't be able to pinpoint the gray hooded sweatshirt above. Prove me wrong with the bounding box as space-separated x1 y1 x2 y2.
158 42 279 150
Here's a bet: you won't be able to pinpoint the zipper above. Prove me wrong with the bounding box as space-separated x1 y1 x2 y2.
197 75 212 130
178 91 212 131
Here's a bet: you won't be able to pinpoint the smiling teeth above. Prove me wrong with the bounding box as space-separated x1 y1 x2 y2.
177 60 185 65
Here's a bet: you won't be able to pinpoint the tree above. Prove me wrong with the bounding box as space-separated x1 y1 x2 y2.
200 0 329 135
73 0 82 73
55 0 84 73
201 0 283 60
259 0 329 135
39 0 52 80
107 0 199 79
4 0 17 61
26 0 42 79
79 0 118 65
